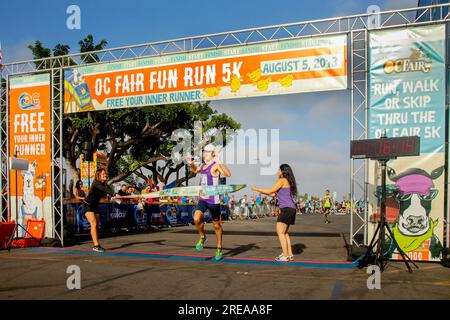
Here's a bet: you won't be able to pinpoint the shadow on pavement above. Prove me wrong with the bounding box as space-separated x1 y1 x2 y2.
108 239 167 251
292 243 306 255
223 243 261 257
174 229 343 238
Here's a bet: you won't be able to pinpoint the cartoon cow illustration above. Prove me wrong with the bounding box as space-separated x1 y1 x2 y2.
21 160 38 229
385 166 443 258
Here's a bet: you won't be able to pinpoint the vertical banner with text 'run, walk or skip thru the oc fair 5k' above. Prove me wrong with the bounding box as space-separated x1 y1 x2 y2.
64 34 347 113
9 74 52 237
368 24 446 262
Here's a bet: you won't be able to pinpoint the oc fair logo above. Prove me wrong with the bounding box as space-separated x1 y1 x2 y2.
18 92 41 110
383 48 432 75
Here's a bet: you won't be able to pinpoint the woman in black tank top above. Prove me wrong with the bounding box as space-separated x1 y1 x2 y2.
82 168 119 252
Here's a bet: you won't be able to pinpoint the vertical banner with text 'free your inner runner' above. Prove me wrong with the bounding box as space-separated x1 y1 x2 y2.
9 74 52 237
368 24 446 262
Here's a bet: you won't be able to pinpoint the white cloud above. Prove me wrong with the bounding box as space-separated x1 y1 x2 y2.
306 92 349 125
212 90 350 134
212 94 301 130
221 139 349 199
279 140 346 164
208 90 351 198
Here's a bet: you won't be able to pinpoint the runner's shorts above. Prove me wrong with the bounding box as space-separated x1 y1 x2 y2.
82 201 99 215
196 200 221 221
277 207 296 225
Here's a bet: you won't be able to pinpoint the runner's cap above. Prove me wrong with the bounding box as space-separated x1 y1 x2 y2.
203 144 216 152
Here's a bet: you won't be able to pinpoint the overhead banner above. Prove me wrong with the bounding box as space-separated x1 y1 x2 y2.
64 34 347 113
368 24 446 262
9 74 52 237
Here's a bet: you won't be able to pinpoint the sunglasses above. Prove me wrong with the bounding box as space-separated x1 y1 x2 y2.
375 185 438 201
395 189 438 201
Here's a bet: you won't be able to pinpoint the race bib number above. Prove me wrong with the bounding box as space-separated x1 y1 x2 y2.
199 174 210 200
200 174 208 186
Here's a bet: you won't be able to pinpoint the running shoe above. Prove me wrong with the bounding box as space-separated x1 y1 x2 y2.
276 253 284 260
195 237 207 250
275 255 289 262
276 253 293 261
93 245 105 253
215 248 223 261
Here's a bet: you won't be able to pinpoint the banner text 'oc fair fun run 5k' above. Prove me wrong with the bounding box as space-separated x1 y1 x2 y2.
63 35 347 113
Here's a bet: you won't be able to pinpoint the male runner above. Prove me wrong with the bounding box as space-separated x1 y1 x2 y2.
187 144 231 260
321 189 334 224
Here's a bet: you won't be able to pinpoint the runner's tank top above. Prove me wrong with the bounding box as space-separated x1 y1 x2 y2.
276 187 296 209
199 161 220 204
323 195 332 208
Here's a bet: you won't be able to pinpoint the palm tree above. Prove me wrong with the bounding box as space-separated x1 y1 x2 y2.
27 41 51 69
78 35 107 64
53 44 76 67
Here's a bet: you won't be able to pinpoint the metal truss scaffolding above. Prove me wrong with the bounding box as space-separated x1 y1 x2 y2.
350 29 368 247
51 68 64 242
0 3 449 246
0 73 8 222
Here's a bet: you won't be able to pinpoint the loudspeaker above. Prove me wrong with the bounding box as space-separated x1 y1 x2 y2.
82 142 93 161
9 157 29 170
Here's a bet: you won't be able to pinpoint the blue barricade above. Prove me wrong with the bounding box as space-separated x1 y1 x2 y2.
178 204 192 225
66 201 197 234
134 204 148 228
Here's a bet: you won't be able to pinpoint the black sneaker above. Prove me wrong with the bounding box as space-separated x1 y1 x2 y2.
93 245 106 252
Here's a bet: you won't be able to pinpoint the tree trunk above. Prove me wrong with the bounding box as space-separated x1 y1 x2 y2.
172 172 197 187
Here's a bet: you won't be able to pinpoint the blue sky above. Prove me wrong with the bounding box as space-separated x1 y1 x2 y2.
1 0 418 63
0 0 419 199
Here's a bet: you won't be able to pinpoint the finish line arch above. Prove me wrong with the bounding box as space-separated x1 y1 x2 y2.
0 3 449 264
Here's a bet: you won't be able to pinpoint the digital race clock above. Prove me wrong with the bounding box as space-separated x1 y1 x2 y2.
350 136 420 159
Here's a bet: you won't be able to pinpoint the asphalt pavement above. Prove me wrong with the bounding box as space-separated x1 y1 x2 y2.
1 213 449 300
